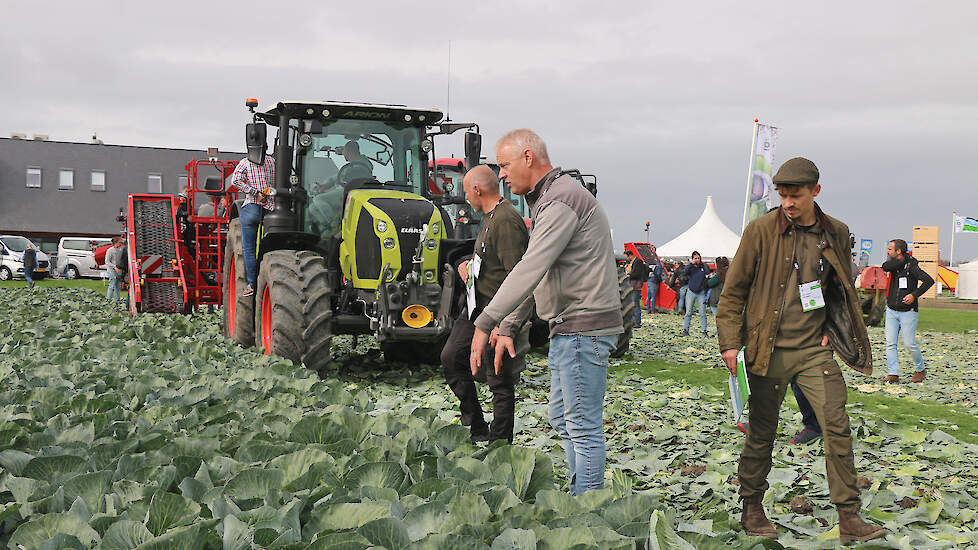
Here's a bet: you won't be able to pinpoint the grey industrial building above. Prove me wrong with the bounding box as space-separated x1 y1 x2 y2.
0 135 243 254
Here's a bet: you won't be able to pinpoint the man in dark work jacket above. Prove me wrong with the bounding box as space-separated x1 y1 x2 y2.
881 238 934 383
441 165 530 444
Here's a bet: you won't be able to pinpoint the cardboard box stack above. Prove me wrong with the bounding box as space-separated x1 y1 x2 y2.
912 225 939 299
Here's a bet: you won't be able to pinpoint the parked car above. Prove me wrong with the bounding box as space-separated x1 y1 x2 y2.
0 235 52 280
57 237 113 279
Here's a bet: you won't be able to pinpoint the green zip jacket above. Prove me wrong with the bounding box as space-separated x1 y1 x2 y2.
716 204 873 376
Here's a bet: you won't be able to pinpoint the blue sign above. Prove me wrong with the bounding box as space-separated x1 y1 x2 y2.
860 239 872 252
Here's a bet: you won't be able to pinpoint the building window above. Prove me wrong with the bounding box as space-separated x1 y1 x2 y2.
91 170 106 191
26 167 42 188
148 172 162 193
178 175 189 192
59 169 74 190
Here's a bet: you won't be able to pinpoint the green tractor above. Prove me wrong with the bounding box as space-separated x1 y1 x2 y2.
222 100 483 369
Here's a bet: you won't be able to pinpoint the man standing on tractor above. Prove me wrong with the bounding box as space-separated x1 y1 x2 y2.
469 128 622 496
441 165 530 444
717 157 885 544
881 238 934 383
230 141 275 297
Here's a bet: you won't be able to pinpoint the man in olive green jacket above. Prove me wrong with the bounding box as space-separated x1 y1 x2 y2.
716 157 884 544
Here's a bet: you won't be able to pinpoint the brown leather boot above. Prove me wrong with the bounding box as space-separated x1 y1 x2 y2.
882 375 899 384
741 499 777 538
911 369 926 383
837 506 886 544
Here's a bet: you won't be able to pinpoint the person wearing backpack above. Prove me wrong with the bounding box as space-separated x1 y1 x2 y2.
21 245 37 290
646 257 665 312
624 250 648 328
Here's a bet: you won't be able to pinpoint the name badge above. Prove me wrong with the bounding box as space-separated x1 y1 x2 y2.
898 277 908 289
799 280 825 312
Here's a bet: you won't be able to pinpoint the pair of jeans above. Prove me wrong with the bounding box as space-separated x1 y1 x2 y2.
441 316 520 442
548 333 616 496
683 289 707 333
23 267 34 289
792 380 821 433
645 281 659 310
106 268 122 302
631 291 642 327
884 307 925 375
676 285 688 314
240 203 266 288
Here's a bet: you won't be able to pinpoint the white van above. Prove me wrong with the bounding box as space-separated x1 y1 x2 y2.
57 237 113 279
0 235 52 281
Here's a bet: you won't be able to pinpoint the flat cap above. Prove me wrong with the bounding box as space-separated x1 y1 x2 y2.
773 157 819 186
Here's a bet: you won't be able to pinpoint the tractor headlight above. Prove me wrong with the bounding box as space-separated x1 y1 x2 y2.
298 133 313 147
383 238 396 249
426 239 437 251
421 139 433 153
430 222 439 235
376 220 387 233
424 270 435 281
404 114 412 122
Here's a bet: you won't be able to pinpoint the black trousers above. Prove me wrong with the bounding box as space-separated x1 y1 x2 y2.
441 315 520 442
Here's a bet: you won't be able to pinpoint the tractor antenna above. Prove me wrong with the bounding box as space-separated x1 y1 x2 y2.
445 41 452 122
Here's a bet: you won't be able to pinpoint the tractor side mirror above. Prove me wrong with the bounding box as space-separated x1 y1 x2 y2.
246 123 267 165
464 132 482 170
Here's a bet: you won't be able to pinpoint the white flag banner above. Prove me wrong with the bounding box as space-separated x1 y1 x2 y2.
745 123 778 226
953 214 978 233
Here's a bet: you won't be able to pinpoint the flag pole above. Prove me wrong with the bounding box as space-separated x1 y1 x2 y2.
949 211 956 269
741 119 760 233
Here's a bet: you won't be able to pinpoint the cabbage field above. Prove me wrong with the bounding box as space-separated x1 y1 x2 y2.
1 288 977 549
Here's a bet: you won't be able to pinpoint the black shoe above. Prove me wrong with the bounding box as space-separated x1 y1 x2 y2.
702 331 710 337
681 330 689 336
470 424 490 444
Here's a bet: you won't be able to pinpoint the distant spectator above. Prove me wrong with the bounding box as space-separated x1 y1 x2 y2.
21 245 37 290
682 251 711 337
881 238 934 383
707 256 730 316
669 261 689 314
646 255 665 312
624 250 647 328
104 237 126 304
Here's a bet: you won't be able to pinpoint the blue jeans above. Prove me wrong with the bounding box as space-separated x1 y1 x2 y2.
24 267 34 289
676 285 688 314
646 281 659 310
240 203 265 288
885 307 925 375
548 333 616 496
791 380 821 433
106 268 123 302
631 290 642 327
683 289 707 333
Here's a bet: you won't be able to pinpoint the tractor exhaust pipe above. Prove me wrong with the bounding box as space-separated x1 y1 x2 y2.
262 109 296 234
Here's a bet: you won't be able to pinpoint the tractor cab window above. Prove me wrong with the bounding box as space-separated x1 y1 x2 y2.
299 119 423 239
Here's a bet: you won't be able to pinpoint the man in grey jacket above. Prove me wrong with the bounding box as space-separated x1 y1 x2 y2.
470 128 623 495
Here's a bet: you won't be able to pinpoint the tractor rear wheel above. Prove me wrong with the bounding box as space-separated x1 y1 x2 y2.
222 219 255 346
612 264 635 358
254 250 333 372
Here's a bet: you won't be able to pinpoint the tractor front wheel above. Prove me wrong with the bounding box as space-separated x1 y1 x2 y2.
222 219 255 345
612 264 635 358
254 250 333 372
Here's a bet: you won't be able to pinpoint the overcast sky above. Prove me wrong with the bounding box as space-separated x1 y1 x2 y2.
3 1 977 263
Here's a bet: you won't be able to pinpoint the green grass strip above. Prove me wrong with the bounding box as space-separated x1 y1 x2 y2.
917 308 978 334
612 359 978 445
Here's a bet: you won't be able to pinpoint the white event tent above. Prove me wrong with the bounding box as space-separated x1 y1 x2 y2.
656 196 742 260
956 259 978 299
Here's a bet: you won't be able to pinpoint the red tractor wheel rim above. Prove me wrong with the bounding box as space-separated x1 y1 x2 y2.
261 285 272 355
227 259 236 335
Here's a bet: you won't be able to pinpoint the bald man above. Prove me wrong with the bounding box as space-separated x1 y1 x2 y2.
440 165 531 444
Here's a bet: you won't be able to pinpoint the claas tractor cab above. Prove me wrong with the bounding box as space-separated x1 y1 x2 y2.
222 100 483 369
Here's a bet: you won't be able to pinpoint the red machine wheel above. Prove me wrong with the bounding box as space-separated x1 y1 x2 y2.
222 218 255 345
260 285 273 355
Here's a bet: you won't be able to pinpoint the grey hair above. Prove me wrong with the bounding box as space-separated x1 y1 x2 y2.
495 128 550 163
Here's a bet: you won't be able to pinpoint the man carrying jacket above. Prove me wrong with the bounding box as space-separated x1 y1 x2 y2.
470 128 622 496
717 157 885 544
881 239 934 383
441 165 530 444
